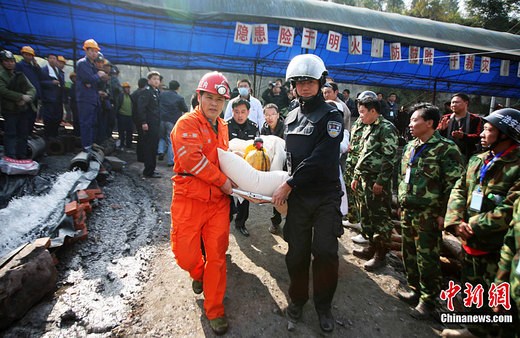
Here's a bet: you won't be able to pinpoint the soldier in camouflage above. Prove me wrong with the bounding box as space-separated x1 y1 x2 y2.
351 91 398 271
396 103 464 319
495 197 520 330
442 108 520 338
344 117 365 225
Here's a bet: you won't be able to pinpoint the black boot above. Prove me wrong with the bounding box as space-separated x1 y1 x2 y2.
317 309 335 333
352 243 375 260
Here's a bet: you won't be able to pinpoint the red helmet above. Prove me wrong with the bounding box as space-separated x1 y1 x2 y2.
196 71 231 99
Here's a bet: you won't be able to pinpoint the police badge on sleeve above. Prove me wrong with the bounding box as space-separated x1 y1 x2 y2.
327 121 342 138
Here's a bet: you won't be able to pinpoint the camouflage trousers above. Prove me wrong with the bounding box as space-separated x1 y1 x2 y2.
358 175 393 244
344 167 360 223
401 209 442 305
512 270 520 324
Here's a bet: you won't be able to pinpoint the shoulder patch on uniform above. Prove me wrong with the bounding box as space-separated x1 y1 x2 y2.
327 121 342 138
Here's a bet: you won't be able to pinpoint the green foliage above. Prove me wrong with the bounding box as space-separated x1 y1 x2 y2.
464 0 520 33
326 0 519 34
407 0 462 23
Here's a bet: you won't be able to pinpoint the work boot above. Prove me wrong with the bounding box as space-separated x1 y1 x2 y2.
286 302 303 322
351 233 369 245
352 244 375 260
397 289 420 305
364 242 388 271
209 316 228 335
317 310 335 333
342 220 362 231
410 300 435 320
192 279 203 294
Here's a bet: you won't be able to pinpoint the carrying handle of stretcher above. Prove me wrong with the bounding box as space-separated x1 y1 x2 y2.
232 188 272 202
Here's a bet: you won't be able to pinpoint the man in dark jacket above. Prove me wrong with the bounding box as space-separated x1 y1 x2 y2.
0 50 36 159
437 92 482 163
15 45 41 134
158 80 188 166
260 102 284 233
262 80 289 111
137 71 162 178
131 77 148 162
40 54 64 138
227 99 259 236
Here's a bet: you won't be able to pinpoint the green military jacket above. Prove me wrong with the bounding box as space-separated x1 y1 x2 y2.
495 197 520 307
445 146 520 252
353 115 398 185
0 67 36 113
398 131 464 215
345 118 365 172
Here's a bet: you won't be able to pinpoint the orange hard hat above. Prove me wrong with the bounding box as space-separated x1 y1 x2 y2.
57 55 66 63
196 71 231 99
83 39 100 51
20 46 35 56
122 82 130 88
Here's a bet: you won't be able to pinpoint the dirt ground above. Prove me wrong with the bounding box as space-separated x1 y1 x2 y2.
2 149 445 337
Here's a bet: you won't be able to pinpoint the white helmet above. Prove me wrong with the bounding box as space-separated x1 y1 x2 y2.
357 90 377 101
286 54 328 84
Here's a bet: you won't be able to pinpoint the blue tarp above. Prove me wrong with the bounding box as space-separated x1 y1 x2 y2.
1 0 520 98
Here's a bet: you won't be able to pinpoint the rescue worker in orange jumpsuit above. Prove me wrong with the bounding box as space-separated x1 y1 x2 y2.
170 71 233 335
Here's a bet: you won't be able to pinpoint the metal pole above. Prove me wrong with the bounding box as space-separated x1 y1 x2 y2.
432 79 437 105
489 96 496 115
253 60 257 97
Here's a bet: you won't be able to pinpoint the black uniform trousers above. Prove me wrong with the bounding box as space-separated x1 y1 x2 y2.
283 188 343 313
41 101 63 138
3 110 29 159
234 199 250 227
142 122 160 177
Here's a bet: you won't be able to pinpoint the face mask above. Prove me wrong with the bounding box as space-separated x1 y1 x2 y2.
238 87 249 97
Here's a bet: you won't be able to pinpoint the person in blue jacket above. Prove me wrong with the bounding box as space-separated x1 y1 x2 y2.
75 39 108 153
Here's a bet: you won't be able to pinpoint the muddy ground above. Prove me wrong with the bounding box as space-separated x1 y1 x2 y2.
2 149 446 337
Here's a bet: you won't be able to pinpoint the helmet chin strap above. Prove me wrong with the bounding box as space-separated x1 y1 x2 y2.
486 132 508 150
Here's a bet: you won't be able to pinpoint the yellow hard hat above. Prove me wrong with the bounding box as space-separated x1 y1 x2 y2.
122 82 130 88
57 55 66 63
20 46 35 56
83 39 100 51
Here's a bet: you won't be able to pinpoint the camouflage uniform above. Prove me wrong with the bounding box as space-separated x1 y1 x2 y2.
354 115 398 245
445 146 520 335
495 197 520 323
398 131 464 306
344 118 365 223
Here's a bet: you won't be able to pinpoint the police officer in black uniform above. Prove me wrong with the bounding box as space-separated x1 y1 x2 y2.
227 99 259 236
272 54 344 333
137 71 162 178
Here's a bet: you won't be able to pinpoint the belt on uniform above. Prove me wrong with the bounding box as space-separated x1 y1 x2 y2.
176 172 194 176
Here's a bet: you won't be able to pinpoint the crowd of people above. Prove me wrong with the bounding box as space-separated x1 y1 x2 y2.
0 40 191 178
2 44 519 337
167 55 520 337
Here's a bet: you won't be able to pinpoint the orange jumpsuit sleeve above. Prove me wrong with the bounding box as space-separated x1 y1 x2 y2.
173 115 228 188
